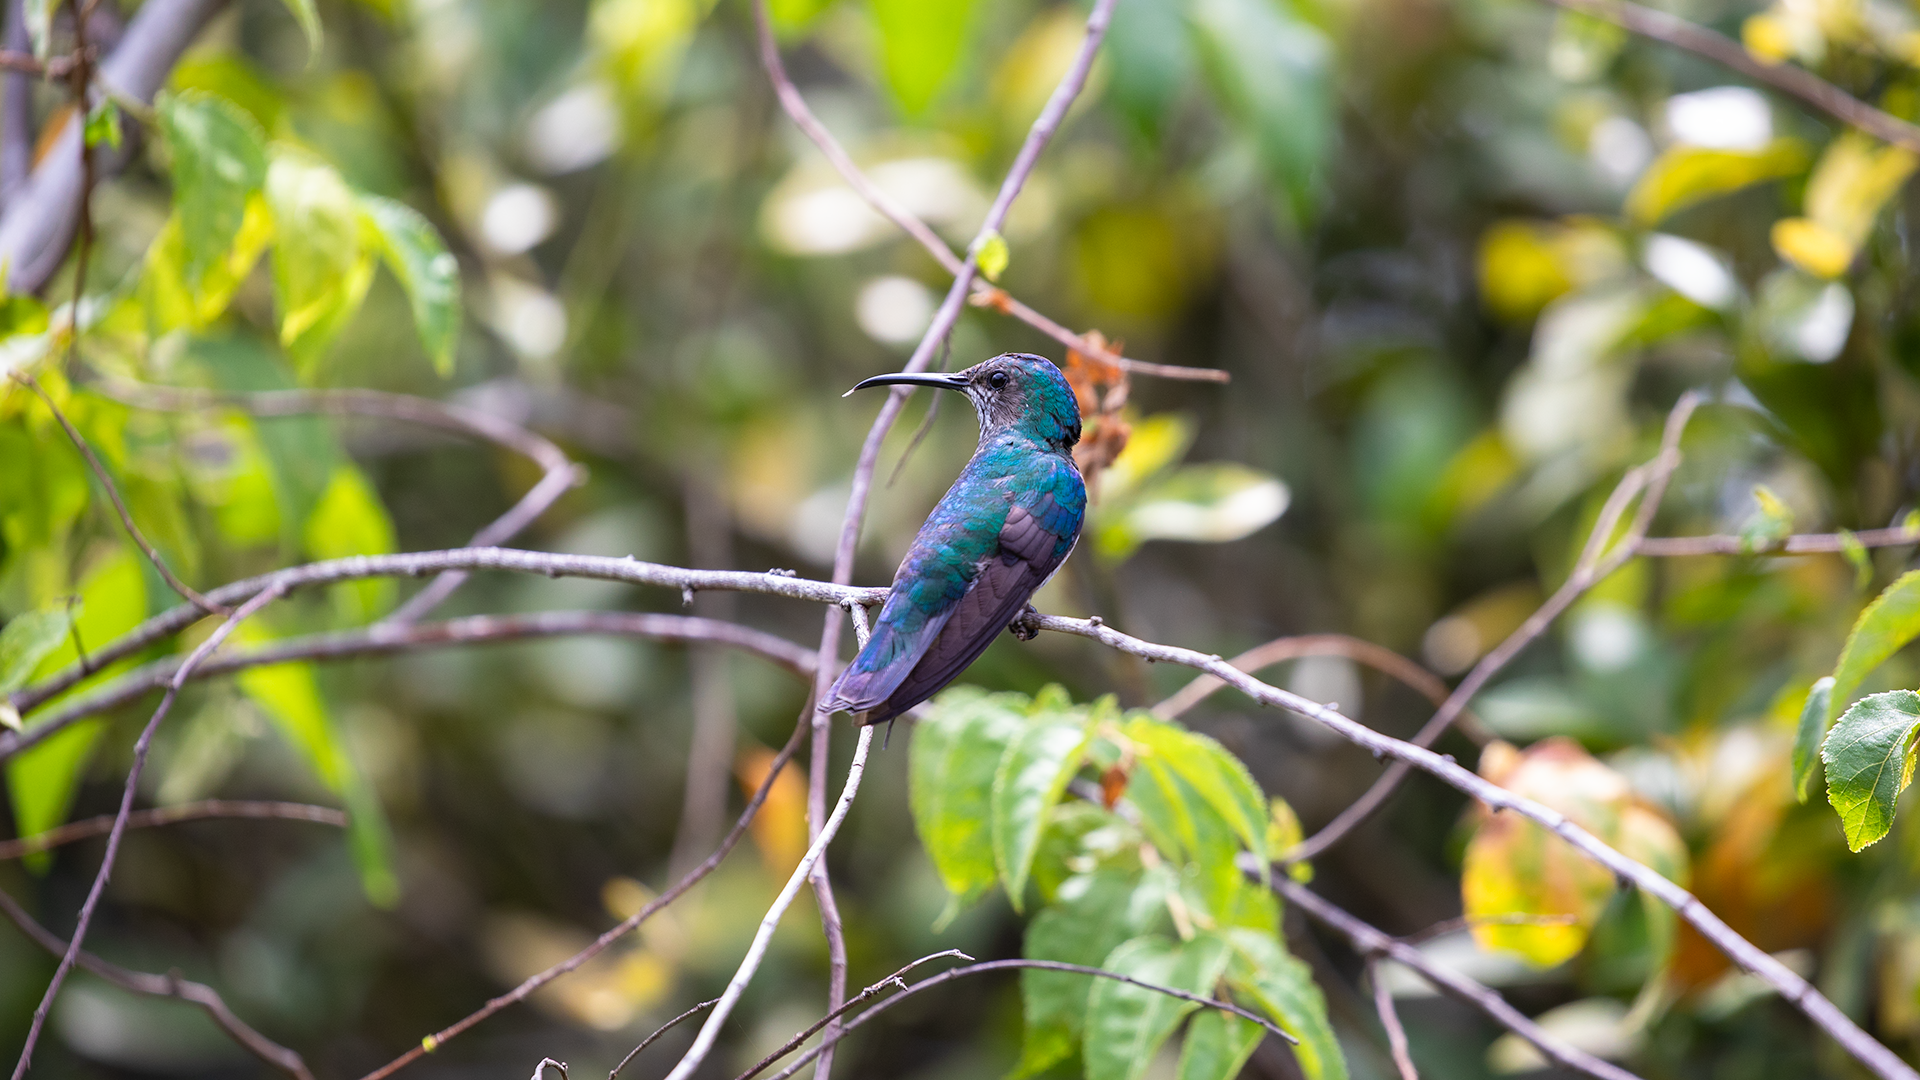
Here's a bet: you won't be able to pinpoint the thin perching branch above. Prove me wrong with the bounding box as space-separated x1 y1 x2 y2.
1291 392 1699 864
12 371 228 614
5 610 817 761
0 886 315 1080
736 949 973 1080
800 3 1117 1073
661 722 879 1080
11 581 285 1080
0 799 345 860
1032 609 1914 1080
1367 957 1420 1080
607 998 719 1080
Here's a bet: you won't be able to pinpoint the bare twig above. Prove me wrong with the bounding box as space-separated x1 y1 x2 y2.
738 949 972 1080
1397 912 1579 946
1155 632 1487 740
749 0 1227 385
1545 0 1920 153
1290 392 1699 864
358 693 818 1080
663 723 877 1080
608 998 719 1080
100 381 586 624
1367 957 1419 1080
5 546 884 730
1277 880 1639 1080
741 959 1297 1080
0 799 345 859
0 886 315 1080
12 371 227 614
1034 609 1913 1080
5 610 817 760
1635 524 1920 556
11 582 284 1080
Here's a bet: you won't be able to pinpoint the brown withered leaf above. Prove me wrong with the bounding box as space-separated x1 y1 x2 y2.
1066 330 1131 491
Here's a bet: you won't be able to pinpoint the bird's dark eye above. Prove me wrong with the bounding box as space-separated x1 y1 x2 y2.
987 370 1009 390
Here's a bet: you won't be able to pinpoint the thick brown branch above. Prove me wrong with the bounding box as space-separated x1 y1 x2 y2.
0 799 345 860
0 887 314 1080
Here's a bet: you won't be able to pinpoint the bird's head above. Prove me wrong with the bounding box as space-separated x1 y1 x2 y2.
848 353 1082 450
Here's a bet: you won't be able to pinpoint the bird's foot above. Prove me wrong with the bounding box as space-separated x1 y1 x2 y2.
1009 605 1042 641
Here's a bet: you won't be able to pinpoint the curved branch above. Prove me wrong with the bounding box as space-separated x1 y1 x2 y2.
1290 392 1699 864
1 799 345 860
741 959 1296 1080
4 546 882 731
99 381 587 624
5 611 818 760
358 694 819 1080
749 0 1227 384
1154 632 1486 740
1547 0 1920 152
1032 609 1915 1080
1277 879 1640 1080
0 887 314 1080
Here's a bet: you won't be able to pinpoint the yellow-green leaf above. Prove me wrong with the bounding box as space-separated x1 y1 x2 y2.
280 0 323 60
1124 714 1269 863
974 229 1009 282
0 607 73 696
992 713 1093 911
909 687 1026 906
360 195 461 375
265 149 375 376
868 0 975 116
302 465 397 622
158 91 268 288
1224 928 1346 1080
1822 690 1920 852
1084 933 1233 1080
1793 677 1835 802
1828 570 1920 725
1623 139 1808 226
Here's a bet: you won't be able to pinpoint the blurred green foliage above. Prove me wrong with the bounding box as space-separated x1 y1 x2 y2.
6 0 1920 1074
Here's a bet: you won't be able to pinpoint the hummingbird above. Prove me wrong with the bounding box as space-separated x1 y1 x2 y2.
823 352 1087 727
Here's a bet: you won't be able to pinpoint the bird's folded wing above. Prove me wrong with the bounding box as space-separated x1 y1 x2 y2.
873 495 1067 718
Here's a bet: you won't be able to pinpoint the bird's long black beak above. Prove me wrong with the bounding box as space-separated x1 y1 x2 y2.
845 371 969 397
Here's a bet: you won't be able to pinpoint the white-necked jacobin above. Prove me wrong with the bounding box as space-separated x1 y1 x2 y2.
823 352 1087 726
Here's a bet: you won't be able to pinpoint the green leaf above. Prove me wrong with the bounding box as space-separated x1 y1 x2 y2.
1178 1008 1264 1080
868 0 974 116
7 549 149 873
1189 0 1333 224
1126 752 1246 919
0 608 74 696
264 149 375 376
301 465 397 622
1623 140 1809 226
1793 677 1835 803
910 687 1027 907
1084 933 1233 1080
1019 868 1173 1076
974 229 1009 283
360 195 461 376
1822 689 1920 852
1125 714 1269 863
992 714 1093 911
82 100 121 149
1829 570 1920 724
279 0 323 60
1224 928 1346 1080
158 91 269 289
1739 484 1794 553
234 627 397 905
